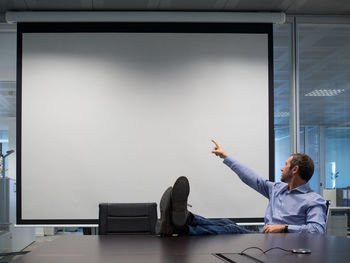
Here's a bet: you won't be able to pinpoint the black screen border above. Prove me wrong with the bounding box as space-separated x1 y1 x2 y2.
17 22 274 225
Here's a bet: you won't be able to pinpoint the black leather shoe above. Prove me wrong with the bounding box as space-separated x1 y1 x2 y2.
155 186 174 236
171 176 190 228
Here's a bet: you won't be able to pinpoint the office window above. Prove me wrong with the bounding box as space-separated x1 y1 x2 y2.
0 31 16 118
273 23 293 181
325 127 350 188
299 126 320 192
0 130 9 173
0 30 16 236
298 24 350 193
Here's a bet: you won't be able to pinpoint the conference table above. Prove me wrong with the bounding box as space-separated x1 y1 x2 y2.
12 233 350 263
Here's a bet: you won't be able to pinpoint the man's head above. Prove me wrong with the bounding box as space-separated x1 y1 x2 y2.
281 153 314 183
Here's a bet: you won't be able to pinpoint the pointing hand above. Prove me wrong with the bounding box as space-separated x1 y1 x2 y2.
211 139 227 159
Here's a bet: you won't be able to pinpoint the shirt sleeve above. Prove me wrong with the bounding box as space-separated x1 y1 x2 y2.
287 203 326 234
223 156 273 199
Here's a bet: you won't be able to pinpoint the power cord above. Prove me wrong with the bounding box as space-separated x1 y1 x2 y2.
240 246 293 254
214 246 311 263
241 247 311 262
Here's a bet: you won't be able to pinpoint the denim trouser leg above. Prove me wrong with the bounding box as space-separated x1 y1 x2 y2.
188 214 252 235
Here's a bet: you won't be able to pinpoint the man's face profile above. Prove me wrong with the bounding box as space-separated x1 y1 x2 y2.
281 156 293 183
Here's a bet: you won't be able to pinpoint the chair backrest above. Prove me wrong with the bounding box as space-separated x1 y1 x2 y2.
325 200 331 233
98 203 157 235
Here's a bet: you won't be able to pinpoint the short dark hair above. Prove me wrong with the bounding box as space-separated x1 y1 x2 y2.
290 153 314 182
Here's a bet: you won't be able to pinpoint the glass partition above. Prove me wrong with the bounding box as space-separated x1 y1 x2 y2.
273 23 293 181
298 24 350 194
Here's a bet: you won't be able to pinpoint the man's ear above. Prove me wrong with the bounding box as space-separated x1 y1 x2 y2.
291 165 299 174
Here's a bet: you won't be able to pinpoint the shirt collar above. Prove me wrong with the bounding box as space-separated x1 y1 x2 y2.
288 183 311 193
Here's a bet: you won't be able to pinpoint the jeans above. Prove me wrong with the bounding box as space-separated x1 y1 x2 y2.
188 214 253 235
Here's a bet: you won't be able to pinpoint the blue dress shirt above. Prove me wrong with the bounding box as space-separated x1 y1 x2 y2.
223 156 327 234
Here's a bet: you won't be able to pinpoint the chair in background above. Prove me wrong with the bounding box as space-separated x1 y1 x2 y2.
98 203 157 235
325 200 331 233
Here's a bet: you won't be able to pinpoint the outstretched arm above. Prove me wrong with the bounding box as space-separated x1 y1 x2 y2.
211 139 273 199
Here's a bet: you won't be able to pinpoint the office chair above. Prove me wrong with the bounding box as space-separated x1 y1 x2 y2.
98 203 157 235
325 200 331 233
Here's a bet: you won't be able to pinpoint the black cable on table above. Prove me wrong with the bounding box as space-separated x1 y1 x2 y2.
240 246 293 254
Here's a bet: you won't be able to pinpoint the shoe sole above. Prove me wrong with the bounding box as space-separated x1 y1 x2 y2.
155 186 173 235
172 176 190 227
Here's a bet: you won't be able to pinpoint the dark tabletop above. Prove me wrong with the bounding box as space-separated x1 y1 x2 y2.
11 234 350 263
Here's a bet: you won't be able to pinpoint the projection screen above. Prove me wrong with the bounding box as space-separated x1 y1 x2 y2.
17 23 274 224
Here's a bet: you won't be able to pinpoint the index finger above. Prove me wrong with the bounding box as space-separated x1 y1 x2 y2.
211 139 220 147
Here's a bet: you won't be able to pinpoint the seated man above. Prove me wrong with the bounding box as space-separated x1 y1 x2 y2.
156 140 326 235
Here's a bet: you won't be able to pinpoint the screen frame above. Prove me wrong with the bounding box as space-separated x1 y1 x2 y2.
16 22 274 225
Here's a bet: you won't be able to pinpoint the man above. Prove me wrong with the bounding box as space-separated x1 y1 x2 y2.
156 140 326 235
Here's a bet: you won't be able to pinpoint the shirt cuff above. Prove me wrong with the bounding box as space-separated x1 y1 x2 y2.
286 225 300 233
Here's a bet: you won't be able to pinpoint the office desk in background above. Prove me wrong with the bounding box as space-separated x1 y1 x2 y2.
12 234 350 263
328 207 350 237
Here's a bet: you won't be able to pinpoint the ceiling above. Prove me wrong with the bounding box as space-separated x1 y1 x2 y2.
0 0 349 131
0 0 350 15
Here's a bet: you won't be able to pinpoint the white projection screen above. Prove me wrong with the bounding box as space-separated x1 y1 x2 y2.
17 23 274 225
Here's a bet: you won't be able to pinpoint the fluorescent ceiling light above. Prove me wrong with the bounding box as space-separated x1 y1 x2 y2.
304 89 345 97
5 11 286 24
274 112 289 117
